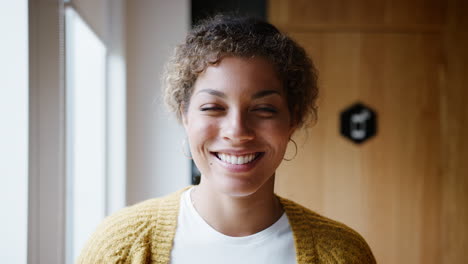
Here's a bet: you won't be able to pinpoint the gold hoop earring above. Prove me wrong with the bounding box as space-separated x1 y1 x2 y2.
181 138 192 159
283 138 297 161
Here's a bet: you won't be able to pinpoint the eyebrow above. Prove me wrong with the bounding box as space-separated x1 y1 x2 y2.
196 89 281 99
252 89 281 99
196 89 227 98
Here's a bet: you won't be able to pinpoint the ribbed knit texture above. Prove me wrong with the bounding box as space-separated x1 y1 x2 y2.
77 188 376 263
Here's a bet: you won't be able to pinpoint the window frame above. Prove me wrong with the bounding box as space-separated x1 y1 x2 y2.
27 1 126 263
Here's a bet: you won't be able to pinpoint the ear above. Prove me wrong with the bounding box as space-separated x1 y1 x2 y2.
180 104 189 128
288 115 298 138
288 124 297 138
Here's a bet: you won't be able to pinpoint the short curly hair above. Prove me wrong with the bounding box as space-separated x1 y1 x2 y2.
163 14 318 128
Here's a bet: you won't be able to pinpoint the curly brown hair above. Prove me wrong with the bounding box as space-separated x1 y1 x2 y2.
163 14 318 129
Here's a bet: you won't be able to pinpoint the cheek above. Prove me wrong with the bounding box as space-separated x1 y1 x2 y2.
256 116 292 137
273 134 290 153
261 121 292 151
186 117 219 148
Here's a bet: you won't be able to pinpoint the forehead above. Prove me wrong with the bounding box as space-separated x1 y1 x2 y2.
192 56 283 97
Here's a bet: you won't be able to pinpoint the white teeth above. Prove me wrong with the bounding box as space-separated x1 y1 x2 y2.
217 153 258 165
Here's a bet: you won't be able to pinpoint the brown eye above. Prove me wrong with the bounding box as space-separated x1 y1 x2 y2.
255 107 277 113
200 104 224 112
252 106 278 117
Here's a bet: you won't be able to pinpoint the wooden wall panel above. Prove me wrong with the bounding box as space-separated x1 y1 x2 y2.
440 0 468 263
275 32 443 263
269 0 446 30
269 0 467 263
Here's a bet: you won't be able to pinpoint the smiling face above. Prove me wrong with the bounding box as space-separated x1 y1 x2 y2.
182 56 295 197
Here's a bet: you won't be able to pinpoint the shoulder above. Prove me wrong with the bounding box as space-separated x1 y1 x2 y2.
279 196 376 264
76 188 187 263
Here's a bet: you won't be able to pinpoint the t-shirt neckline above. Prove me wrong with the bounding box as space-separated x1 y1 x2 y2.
183 187 289 246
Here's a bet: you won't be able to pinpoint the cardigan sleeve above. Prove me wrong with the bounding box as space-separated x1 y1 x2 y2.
314 229 376 264
76 206 145 264
75 192 181 264
279 196 377 264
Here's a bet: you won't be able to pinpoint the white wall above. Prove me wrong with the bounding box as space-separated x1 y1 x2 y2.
0 0 28 262
126 0 191 205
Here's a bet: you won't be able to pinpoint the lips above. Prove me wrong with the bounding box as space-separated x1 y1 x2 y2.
213 152 263 165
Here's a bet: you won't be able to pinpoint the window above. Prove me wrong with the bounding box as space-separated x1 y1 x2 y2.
65 7 107 262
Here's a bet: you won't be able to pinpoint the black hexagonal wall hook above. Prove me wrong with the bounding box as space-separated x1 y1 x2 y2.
340 102 377 144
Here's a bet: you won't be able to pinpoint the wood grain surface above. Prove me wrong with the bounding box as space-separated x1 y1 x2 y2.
269 0 468 263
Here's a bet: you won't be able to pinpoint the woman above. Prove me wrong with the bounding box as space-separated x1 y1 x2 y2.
78 15 376 264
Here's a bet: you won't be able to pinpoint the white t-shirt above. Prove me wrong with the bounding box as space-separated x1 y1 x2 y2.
170 187 297 263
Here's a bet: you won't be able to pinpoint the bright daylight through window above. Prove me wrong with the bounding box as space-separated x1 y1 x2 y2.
65 7 107 263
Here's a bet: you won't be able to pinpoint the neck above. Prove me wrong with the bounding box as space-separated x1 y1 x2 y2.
190 176 283 237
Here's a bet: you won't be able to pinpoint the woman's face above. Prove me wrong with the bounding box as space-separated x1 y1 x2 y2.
182 56 295 197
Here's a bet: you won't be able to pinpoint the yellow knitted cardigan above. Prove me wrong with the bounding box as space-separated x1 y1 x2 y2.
77 188 376 263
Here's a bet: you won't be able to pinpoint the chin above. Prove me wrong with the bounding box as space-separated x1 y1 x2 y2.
214 174 274 198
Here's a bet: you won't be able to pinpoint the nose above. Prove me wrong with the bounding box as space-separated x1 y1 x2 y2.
222 110 255 142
